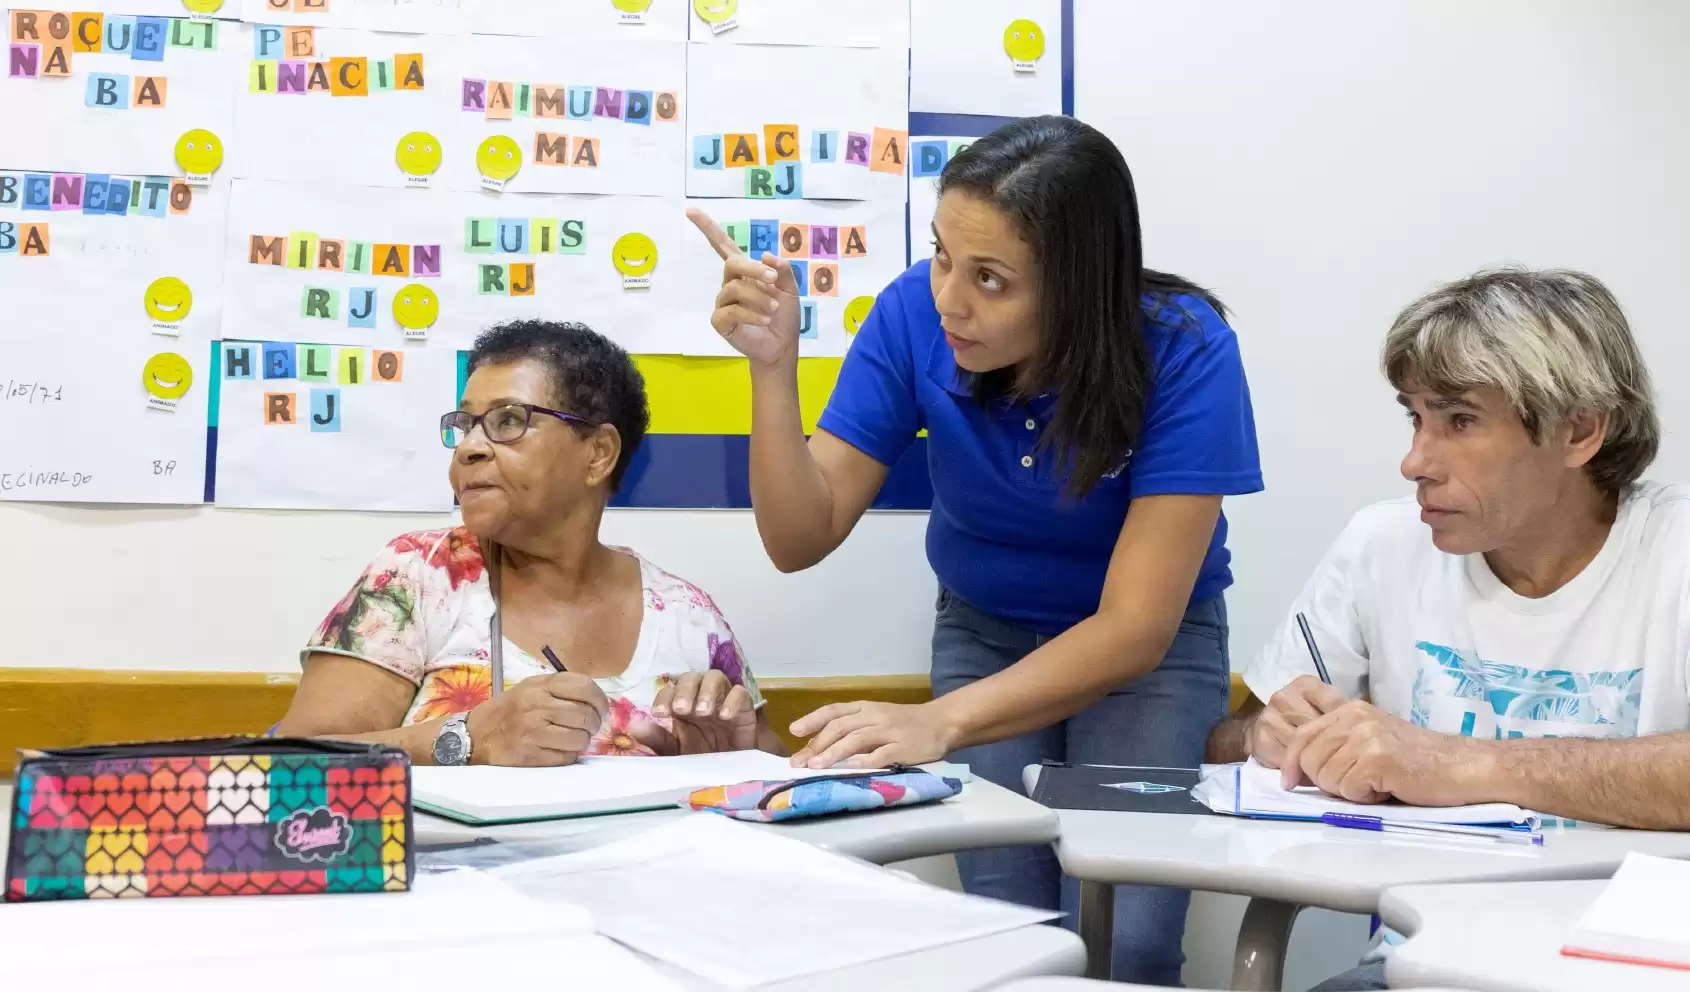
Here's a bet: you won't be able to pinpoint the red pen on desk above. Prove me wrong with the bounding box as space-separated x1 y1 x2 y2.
541 646 568 673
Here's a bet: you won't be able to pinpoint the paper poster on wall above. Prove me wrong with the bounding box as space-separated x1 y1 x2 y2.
437 191 693 352
0 7 236 177
222 178 455 344
87 1 228 15
680 196 907 358
470 0 688 41
910 0 1061 118
0 169 225 504
908 135 978 263
686 43 908 203
687 0 909 49
213 337 456 510
230 25 455 190
236 0 464 35
443 35 686 196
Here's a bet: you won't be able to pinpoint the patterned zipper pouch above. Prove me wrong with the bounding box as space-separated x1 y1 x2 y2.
6 737 413 902
684 765 963 823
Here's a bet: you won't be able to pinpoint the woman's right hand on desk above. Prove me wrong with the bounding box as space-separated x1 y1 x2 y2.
688 208 801 369
465 673 610 766
1251 675 1349 770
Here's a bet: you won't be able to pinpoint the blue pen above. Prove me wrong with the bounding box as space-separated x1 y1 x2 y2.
1295 612 1333 685
1321 812 1543 846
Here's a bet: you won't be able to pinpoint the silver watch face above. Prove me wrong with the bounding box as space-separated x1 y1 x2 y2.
433 725 468 765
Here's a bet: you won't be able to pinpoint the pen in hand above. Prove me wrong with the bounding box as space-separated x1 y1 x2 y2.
1295 612 1333 685
541 646 568 674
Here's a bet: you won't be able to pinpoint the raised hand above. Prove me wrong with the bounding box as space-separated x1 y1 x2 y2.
687 208 802 369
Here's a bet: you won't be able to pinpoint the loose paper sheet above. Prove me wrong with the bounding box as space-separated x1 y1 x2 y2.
222 178 453 344
910 0 1062 118
237 0 464 35
442 34 686 196
213 336 457 510
437 190 691 352
680 196 908 357
230 24 457 190
496 814 1058 990
685 42 909 203
687 0 910 49
0 8 237 177
0 168 223 505
470 0 688 41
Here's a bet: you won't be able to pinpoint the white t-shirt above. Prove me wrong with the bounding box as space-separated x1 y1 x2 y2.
1243 481 1690 741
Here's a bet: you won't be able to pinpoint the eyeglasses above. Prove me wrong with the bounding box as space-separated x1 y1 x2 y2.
439 403 596 449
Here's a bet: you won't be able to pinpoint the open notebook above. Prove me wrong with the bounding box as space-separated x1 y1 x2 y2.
1563 852 1690 971
1193 757 1540 828
413 751 843 825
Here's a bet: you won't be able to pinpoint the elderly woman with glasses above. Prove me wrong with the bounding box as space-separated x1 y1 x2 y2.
274 320 786 766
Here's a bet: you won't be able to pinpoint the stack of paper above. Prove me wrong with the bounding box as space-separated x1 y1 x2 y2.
491 813 1059 989
1193 758 1539 827
2 869 683 991
1563 852 1690 970
413 751 840 825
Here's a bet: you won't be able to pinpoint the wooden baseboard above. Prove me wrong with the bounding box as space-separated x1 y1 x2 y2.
0 669 1248 775
0 668 935 775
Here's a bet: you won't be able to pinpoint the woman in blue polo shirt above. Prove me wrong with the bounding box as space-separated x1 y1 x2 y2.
688 115 1261 983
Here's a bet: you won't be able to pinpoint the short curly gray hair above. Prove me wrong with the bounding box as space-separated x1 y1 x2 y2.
1382 268 1659 494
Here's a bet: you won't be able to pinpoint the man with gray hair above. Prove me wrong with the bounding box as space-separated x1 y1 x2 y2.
1212 265 1687 813
1207 267 1687 986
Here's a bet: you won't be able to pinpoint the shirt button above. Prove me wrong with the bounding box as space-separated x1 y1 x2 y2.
1020 455 1034 468
1024 418 1036 431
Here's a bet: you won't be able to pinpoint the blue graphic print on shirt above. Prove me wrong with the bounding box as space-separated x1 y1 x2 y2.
1408 641 1643 739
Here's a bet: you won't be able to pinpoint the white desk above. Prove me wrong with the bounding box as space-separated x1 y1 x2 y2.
1381 878 1690 992
1024 765 1690 990
0 782 1078 990
413 776 1059 866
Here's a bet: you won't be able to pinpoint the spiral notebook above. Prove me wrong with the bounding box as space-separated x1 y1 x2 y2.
412 752 841 825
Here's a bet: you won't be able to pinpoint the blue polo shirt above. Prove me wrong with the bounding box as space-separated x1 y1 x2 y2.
817 260 1263 636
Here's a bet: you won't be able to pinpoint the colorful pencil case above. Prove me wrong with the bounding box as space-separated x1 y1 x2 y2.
684 765 963 823
6 737 413 902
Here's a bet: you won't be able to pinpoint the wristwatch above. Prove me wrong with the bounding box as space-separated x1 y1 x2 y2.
432 712 472 766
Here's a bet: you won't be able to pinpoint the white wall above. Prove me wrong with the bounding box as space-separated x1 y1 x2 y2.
0 502 935 677
1078 0 1690 670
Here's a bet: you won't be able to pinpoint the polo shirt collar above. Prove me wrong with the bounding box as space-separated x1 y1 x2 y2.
926 339 1055 415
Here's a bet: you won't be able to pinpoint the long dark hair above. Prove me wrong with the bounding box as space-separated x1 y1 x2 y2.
938 115 1225 495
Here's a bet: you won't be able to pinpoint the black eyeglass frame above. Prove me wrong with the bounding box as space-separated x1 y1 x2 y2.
439 403 596 449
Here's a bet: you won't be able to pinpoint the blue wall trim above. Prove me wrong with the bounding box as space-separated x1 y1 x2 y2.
1061 0 1076 116
908 112 1021 137
615 434 933 511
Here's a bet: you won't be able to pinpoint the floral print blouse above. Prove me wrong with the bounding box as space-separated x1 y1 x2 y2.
303 527 764 757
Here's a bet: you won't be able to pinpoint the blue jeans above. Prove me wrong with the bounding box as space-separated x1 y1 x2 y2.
931 588 1231 986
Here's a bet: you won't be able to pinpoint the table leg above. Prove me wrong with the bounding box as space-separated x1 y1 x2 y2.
1230 897 1301 991
1077 879 1114 980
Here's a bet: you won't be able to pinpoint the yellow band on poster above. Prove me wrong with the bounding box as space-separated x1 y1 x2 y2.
633 356 842 435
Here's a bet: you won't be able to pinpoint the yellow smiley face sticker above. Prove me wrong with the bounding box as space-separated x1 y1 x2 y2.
613 0 652 11
395 131 442 177
174 129 223 175
181 0 224 12
392 283 440 330
843 296 875 335
612 233 658 278
693 0 737 23
1004 19 1045 63
143 276 193 323
475 135 523 182
142 352 193 400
